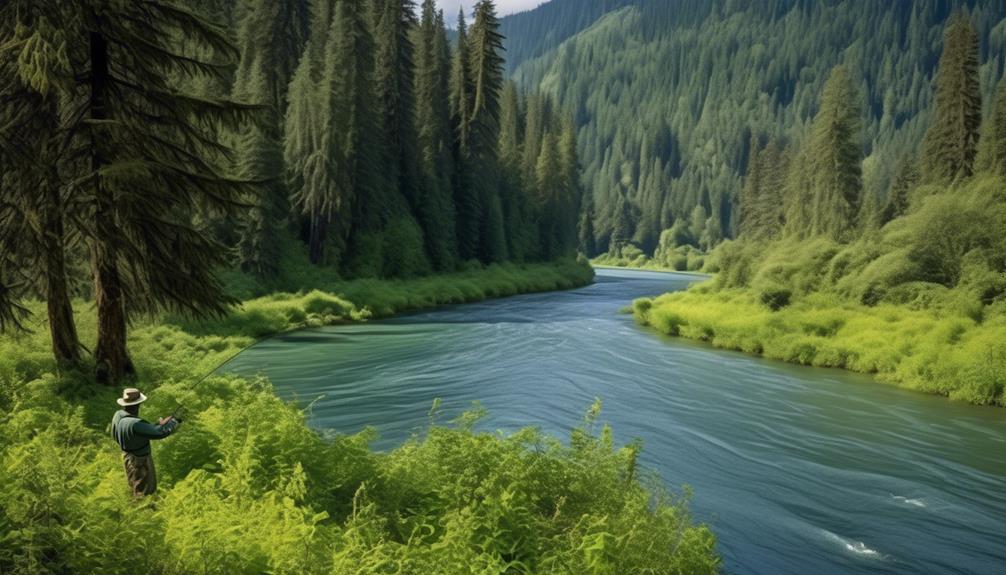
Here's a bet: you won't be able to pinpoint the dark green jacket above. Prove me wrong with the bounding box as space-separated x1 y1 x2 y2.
111 410 178 456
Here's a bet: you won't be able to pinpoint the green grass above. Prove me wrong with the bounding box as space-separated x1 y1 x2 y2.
630 176 1006 407
634 285 1006 406
0 259 719 574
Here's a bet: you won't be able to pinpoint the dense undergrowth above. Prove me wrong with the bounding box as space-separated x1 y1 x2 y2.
0 260 720 574
592 241 707 273
634 176 1006 406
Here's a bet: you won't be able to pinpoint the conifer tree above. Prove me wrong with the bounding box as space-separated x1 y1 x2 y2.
881 156 918 224
232 0 310 115
921 13 982 184
809 66 863 239
558 114 582 255
415 4 457 270
536 130 563 259
977 78 1006 178
498 81 527 260
739 139 762 238
0 5 81 363
54 1 259 382
232 1 307 276
469 0 507 263
294 0 377 265
373 0 420 208
450 9 480 260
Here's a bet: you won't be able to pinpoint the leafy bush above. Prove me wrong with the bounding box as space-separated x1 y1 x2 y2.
759 287 792 311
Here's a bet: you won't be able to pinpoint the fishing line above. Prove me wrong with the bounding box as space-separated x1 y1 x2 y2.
168 332 283 421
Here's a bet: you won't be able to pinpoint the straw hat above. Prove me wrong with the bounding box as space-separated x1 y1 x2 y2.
117 388 148 407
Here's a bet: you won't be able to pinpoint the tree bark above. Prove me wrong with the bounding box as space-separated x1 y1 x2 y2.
42 181 81 365
308 214 325 265
89 31 134 384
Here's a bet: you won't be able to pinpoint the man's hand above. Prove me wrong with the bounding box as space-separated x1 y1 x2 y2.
158 416 181 430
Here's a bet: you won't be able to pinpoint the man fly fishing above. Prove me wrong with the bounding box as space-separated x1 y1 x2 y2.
111 388 181 497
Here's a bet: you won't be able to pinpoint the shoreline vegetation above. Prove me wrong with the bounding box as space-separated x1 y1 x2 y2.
631 176 1006 409
0 260 721 573
625 13 1006 409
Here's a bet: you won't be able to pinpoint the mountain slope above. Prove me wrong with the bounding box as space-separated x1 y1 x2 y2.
501 0 1006 255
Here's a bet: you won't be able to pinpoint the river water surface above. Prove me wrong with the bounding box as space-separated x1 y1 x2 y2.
225 269 1006 574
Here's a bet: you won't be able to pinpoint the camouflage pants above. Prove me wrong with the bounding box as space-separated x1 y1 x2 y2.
123 452 157 497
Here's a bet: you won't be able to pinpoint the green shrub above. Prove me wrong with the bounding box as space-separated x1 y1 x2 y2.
759 287 792 311
3 261 725 573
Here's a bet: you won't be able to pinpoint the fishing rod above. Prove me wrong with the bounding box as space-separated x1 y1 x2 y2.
162 336 269 424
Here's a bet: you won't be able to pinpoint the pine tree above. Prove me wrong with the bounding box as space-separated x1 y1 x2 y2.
51 1 260 382
921 13 982 184
232 0 310 116
467 0 507 263
293 0 378 266
809 66 863 239
881 156 918 224
415 4 457 270
977 78 1006 177
0 5 81 363
450 9 480 261
536 130 563 259
558 114 582 255
739 138 762 238
498 81 527 260
373 0 420 209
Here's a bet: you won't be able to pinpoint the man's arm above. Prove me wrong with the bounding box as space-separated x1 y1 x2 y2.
131 417 179 440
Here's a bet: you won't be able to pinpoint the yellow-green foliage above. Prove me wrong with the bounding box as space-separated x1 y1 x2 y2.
635 176 1006 406
0 260 719 573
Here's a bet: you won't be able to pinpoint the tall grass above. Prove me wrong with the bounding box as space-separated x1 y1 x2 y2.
0 259 720 573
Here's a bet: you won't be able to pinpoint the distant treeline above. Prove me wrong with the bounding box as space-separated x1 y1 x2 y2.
501 0 1006 256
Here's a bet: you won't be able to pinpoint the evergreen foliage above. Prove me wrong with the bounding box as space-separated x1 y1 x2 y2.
921 12 983 184
630 7 1006 406
502 0 1006 256
807 66 863 240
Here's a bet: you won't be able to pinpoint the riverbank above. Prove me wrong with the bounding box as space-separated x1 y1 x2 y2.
0 259 719 573
633 284 1006 406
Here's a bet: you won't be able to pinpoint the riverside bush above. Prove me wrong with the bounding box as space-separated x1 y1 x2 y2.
634 176 1006 405
1 260 720 573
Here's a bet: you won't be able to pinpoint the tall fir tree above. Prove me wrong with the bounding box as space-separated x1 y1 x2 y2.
294 0 378 265
450 9 480 260
809 65 863 239
557 114 582 256
881 156 918 224
469 0 507 263
498 81 527 260
415 3 458 270
977 78 1006 178
921 12 982 184
60 1 258 382
373 0 420 209
0 4 82 363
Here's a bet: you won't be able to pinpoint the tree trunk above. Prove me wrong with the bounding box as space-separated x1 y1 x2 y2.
42 181 81 365
89 31 134 384
308 214 325 264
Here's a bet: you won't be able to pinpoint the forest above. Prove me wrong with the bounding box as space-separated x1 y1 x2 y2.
633 11 1006 406
0 0 585 380
0 0 720 573
501 0 1006 259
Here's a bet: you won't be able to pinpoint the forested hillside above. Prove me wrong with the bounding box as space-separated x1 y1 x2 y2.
633 11 1006 406
0 0 585 381
501 0 1006 257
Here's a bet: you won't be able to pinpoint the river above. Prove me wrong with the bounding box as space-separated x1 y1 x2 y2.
224 268 1006 574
